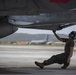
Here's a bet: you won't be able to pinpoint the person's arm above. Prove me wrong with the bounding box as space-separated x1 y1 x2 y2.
67 47 74 64
52 30 64 42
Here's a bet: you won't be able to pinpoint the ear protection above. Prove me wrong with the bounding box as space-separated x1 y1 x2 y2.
69 31 76 39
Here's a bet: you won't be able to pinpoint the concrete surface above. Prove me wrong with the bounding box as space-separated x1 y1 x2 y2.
0 45 76 75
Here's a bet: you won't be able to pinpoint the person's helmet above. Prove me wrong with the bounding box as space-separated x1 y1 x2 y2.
69 31 76 39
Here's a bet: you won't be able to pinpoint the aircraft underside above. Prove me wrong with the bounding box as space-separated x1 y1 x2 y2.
0 0 76 38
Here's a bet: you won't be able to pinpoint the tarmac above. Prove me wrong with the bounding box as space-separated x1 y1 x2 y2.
0 45 76 75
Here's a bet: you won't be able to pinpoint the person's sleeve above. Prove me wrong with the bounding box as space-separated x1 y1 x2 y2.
61 38 68 42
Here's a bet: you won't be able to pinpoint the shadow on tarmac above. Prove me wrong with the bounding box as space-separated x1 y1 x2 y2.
0 68 30 74
0 67 76 74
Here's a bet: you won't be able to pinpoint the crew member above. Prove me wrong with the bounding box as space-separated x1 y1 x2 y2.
35 31 76 69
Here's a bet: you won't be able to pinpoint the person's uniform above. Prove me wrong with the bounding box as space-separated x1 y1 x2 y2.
44 38 74 64
35 38 75 69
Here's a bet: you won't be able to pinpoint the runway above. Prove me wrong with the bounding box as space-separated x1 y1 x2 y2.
0 45 76 75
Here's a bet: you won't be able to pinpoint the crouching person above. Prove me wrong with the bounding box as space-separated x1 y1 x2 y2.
35 31 76 69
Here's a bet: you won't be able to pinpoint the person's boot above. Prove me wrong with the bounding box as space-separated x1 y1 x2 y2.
35 61 44 69
61 63 69 69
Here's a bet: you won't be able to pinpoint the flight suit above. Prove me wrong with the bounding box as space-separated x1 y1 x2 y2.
42 38 75 67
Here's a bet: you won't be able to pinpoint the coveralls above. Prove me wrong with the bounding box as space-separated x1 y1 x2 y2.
43 38 74 66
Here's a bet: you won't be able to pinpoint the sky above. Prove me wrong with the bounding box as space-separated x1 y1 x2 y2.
15 25 76 34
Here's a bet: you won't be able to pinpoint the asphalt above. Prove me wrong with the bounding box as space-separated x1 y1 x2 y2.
0 45 76 75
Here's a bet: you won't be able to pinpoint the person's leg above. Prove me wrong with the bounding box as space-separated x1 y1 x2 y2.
60 55 70 69
35 55 57 69
55 53 69 69
43 55 57 65
35 61 44 69
61 62 69 69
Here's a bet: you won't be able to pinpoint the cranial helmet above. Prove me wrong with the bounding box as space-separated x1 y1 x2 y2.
69 31 76 39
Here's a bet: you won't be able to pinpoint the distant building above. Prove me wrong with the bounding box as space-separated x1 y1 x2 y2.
16 41 28 45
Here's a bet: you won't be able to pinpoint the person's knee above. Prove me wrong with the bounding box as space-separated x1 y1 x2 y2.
51 55 56 59
43 55 56 65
